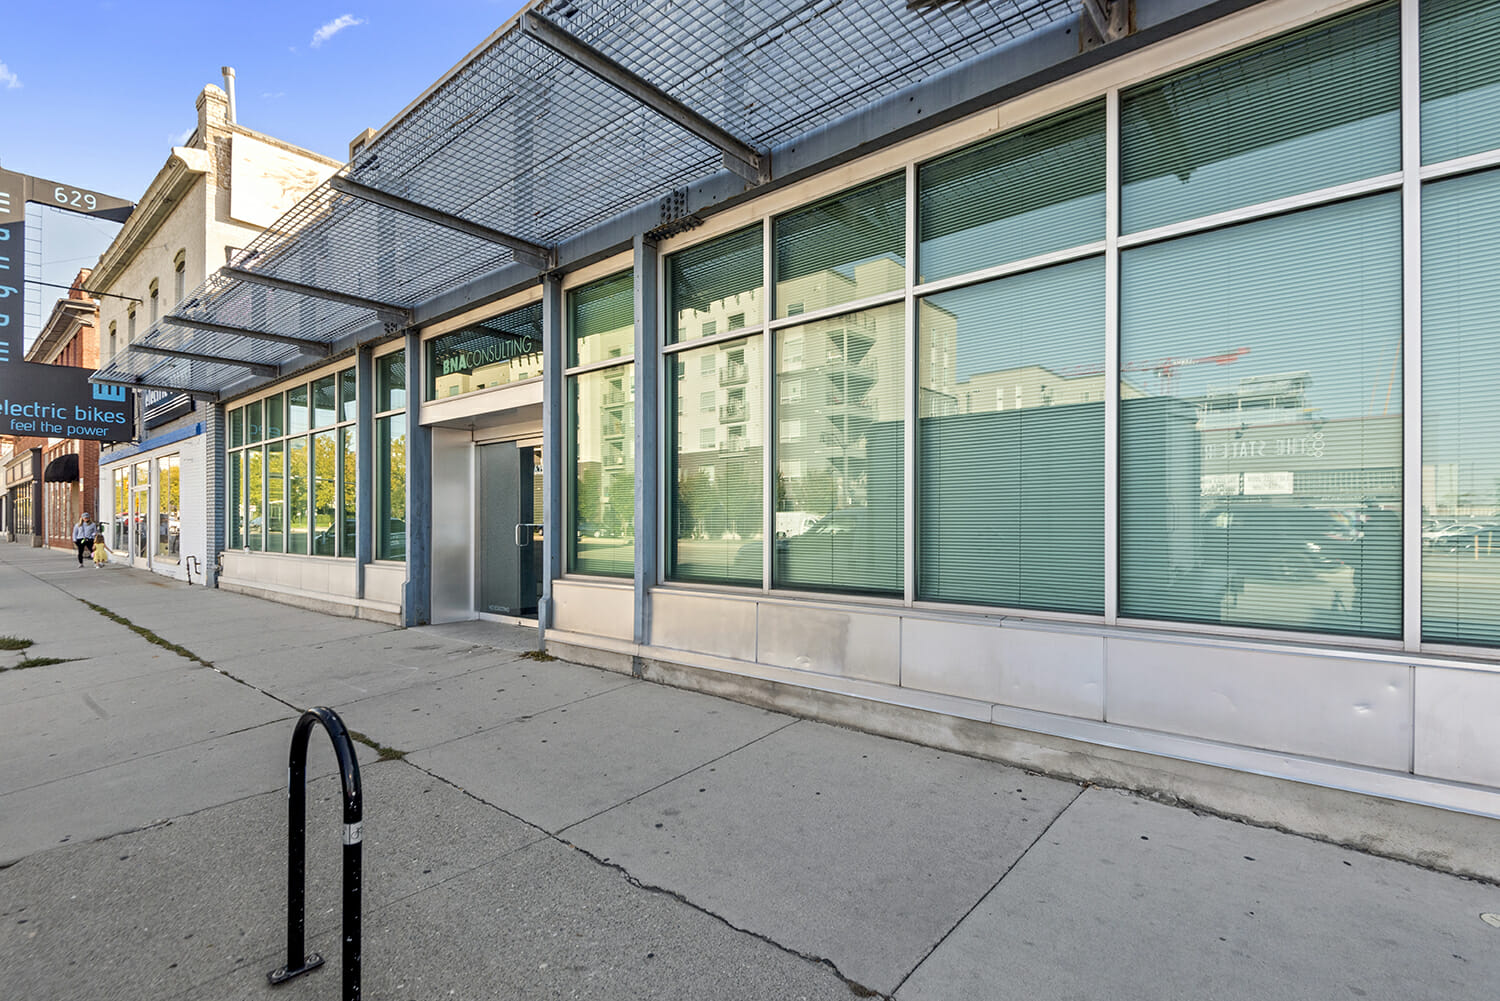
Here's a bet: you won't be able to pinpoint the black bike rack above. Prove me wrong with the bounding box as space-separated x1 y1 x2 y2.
269 707 363 1000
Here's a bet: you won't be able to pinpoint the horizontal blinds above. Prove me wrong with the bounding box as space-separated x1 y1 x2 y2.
570 272 635 367
775 303 904 595
667 226 763 343
918 256 1105 612
570 364 635 577
1422 168 1500 647
1420 0 1500 165
668 338 764 587
918 102 1105 283
1120 194 1402 638
1121 2 1399 234
774 175 904 318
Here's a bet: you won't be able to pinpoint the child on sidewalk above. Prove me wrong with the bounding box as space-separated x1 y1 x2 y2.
92 530 111 568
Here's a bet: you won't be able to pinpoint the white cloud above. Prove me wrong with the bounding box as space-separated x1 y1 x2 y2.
311 15 365 48
168 126 194 146
261 91 287 100
0 61 21 90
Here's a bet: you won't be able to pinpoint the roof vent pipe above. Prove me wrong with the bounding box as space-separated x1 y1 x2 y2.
222 66 237 124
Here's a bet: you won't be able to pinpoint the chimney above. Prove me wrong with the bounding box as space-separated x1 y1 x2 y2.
221 66 237 125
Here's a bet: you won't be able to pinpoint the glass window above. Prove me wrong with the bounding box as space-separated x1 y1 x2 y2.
341 427 357 558
376 352 406 413
1422 168 1500 646
427 302 543 399
919 101 1105 282
1120 3 1400 233
340 368 358 422
571 365 635 576
246 399 263 444
1119 194 1402 637
377 414 407 561
288 436 309 555
1421 0 1500 165
156 456 180 564
267 441 285 553
570 272 634 367
288 385 309 435
229 408 243 448
774 303 904 594
312 375 337 428
113 468 130 551
247 447 264 551
229 450 243 549
667 226 763 343
918 257 1105 612
774 175 904 319
264 393 284 439
668 339 763 586
312 430 337 556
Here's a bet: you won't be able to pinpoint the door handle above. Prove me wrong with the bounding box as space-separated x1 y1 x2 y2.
514 523 541 547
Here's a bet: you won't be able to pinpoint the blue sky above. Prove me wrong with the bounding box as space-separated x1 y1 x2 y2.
0 1 526 347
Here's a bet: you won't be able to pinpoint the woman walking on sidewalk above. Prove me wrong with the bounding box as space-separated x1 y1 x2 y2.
72 513 98 567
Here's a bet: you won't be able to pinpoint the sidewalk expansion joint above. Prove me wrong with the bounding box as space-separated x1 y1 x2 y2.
889 782 1087 996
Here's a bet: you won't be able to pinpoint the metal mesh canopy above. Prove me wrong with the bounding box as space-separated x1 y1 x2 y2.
97 0 1078 397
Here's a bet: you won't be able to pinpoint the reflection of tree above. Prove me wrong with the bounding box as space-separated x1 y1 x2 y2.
388 431 407 521
577 464 601 524
313 433 337 530
607 472 634 536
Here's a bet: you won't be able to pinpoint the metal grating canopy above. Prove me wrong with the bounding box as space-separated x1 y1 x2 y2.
97 0 1079 398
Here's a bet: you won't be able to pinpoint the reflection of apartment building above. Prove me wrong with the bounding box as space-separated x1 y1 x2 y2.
92 81 340 580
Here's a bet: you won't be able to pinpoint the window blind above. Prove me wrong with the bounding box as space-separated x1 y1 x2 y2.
919 102 1105 283
1120 194 1402 638
918 256 1105 613
774 176 904 319
1121 2 1399 234
1421 168 1500 646
1421 0 1500 165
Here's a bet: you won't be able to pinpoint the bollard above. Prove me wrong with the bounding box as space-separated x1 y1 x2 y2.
269 707 363 1000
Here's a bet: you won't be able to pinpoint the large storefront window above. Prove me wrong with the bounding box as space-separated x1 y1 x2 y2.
666 227 765 586
427 302 543 399
113 468 129 550
775 304 904 595
1119 195 1402 637
1422 167 1500 646
227 364 357 558
569 273 635 576
918 257 1105 612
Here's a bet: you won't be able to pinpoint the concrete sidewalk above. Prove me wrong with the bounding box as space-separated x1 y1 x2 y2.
1 545 1497 1001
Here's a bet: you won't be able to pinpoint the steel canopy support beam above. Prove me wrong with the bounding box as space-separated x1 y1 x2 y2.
131 344 280 377
328 176 555 272
164 314 332 354
522 12 770 185
225 267 414 330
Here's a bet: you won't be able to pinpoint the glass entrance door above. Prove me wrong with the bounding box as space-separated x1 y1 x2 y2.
477 441 542 616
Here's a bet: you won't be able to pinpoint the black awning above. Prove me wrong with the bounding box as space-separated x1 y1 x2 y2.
43 453 80 483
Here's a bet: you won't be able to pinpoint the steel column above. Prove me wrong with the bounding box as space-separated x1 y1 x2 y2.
633 235 660 647
540 275 565 646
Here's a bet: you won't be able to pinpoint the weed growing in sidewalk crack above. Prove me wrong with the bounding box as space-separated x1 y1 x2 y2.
0 636 34 651
80 601 212 667
519 650 556 662
7 656 80 670
348 730 407 761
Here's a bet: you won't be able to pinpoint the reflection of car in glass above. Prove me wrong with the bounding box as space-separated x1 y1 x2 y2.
735 507 887 585
1423 522 1491 550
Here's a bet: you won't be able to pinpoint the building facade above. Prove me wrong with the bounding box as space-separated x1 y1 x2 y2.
100 0 1500 875
91 83 340 582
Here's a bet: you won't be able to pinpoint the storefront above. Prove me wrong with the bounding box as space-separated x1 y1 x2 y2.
98 428 198 579
96 0 1500 866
